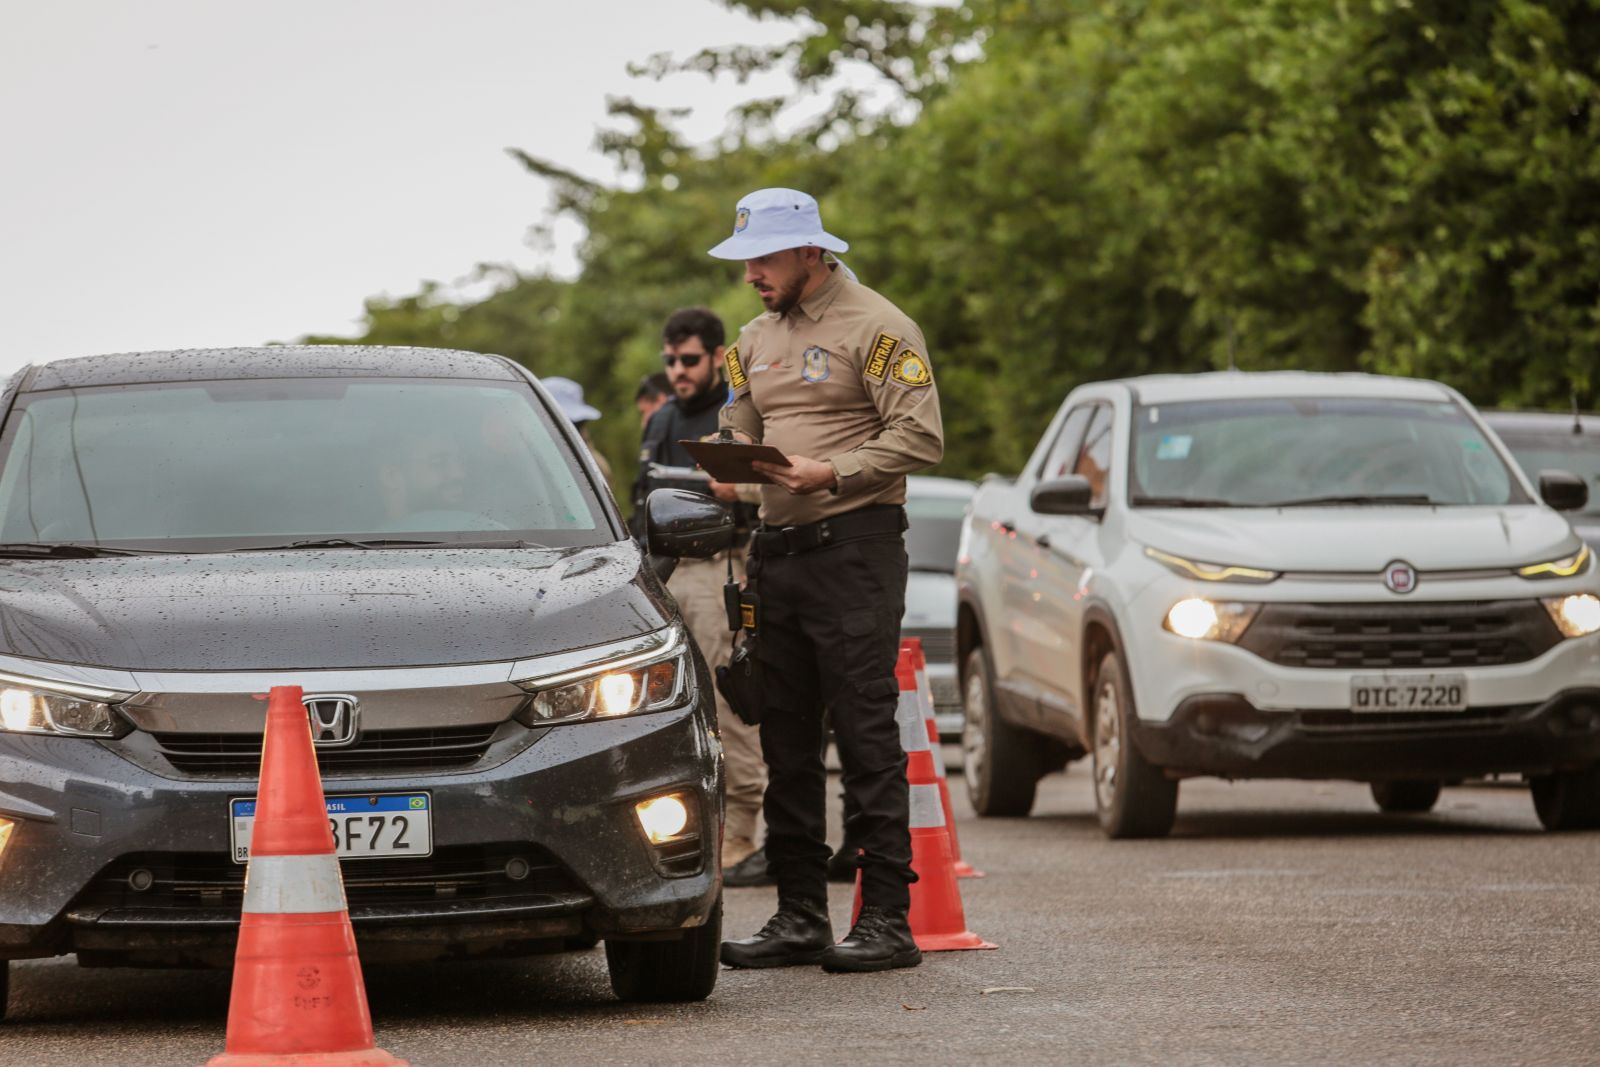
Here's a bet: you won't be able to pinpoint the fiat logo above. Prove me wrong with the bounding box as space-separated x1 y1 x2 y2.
1383 561 1418 594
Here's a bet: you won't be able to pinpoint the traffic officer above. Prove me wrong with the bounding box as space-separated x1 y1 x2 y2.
711 188 943 973
633 308 770 885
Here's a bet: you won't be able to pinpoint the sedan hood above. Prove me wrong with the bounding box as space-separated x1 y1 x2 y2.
0 543 669 671
1127 506 1581 573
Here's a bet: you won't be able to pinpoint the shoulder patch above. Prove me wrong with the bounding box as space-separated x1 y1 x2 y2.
724 344 747 391
864 331 900 381
889 349 933 388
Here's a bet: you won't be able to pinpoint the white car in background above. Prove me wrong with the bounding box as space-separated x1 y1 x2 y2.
956 372 1600 837
901 476 978 739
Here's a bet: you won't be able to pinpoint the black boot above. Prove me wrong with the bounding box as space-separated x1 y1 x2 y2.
720 896 833 969
820 905 921 973
722 846 775 888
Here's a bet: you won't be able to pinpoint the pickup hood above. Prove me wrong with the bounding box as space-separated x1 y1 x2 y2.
0 543 669 672
1126 506 1582 573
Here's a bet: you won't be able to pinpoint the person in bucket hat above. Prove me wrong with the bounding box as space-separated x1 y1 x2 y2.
712 187 944 974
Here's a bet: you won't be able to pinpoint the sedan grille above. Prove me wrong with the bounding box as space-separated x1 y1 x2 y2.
903 629 957 664
74 845 582 915
1238 600 1561 670
149 724 501 776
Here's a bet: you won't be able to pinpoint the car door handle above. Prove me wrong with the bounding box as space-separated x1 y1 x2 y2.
1000 519 1016 534
1035 532 1051 549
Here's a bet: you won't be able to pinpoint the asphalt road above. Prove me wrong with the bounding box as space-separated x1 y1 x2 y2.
4 760 1597 1066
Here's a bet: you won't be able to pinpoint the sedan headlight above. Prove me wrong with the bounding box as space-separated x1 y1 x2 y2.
1145 547 1279 585
1544 594 1600 639
1518 544 1591 579
0 671 127 737
513 628 690 726
1163 598 1260 643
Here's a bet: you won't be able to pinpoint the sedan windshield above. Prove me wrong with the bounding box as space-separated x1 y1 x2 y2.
0 377 609 550
1130 396 1527 508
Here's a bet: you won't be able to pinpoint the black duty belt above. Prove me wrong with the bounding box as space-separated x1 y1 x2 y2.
750 505 908 558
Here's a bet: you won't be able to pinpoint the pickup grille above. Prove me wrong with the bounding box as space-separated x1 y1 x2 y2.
73 845 582 915
903 629 957 664
149 724 501 776
1238 601 1561 670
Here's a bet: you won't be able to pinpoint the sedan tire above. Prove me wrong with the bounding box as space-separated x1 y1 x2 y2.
605 897 721 1002
1369 780 1442 814
1091 650 1178 839
961 647 1041 817
1530 767 1600 831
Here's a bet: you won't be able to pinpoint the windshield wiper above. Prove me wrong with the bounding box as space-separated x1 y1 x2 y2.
239 537 551 552
1263 494 1436 508
0 542 181 558
1129 495 1246 508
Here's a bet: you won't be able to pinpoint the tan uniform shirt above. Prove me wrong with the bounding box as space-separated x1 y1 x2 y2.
719 266 944 526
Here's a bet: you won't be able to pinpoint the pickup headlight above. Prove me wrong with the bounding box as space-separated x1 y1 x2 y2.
0 671 127 737
1518 544 1590 579
1163 598 1260 643
1544 594 1600 639
1145 547 1279 585
513 628 690 725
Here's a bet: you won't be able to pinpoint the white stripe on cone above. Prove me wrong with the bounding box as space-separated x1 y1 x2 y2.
912 659 948 779
908 783 945 829
242 853 348 914
896 690 931 753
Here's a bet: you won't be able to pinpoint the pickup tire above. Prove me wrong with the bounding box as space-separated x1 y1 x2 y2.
0 959 8 1022
605 897 721 1002
1091 650 1178 839
1530 767 1600 831
961 647 1041 816
1369 780 1441 814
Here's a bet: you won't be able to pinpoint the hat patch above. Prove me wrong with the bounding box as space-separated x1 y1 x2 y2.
800 346 832 383
734 207 751 233
890 349 932 388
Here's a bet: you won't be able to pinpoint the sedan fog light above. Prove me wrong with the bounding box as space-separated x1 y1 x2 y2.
1544 594 1600 639
635 795 689 844
1163 598 1259 643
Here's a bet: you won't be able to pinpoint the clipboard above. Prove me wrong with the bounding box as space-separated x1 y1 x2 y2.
678 440 792 484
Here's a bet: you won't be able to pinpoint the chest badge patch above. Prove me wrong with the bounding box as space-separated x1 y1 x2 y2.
800 346 832 383
890 349 933 388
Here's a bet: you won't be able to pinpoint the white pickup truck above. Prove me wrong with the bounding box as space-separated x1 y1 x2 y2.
954 371 1600 837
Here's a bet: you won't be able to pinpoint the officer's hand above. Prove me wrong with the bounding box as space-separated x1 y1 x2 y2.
753 455 837 495
707 479 740 503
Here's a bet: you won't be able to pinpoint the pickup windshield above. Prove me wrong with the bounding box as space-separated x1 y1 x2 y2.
0 377 608 551
1130 396 1527 508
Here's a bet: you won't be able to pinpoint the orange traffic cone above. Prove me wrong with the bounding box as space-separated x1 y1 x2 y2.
901 639 984 879
204 686 407 1067
851 653 996 952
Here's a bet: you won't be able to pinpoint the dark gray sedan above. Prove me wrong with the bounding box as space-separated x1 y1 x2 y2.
0 346 730 1013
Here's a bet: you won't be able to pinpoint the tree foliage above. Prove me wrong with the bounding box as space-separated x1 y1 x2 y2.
308 0 1600 487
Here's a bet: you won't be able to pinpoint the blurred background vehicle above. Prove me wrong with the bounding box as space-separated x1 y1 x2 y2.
901 475 977 740
1482 409 1599 551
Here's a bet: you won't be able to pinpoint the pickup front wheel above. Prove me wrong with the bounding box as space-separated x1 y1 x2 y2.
1091 650 1178 839
1530 767 1600 831
962 647 1041 816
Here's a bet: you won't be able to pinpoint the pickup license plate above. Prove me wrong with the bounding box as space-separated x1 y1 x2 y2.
229 792 432 864
1349 674 1467 713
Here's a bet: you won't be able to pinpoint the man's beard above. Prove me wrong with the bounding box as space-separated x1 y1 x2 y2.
761 273 808 315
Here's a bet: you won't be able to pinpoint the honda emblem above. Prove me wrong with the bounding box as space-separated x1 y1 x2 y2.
302 694 360 748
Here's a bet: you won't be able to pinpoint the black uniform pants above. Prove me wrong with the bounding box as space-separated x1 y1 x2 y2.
750 531 916 910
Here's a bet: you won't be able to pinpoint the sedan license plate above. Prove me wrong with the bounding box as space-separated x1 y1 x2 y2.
1349 674 1467 713
229 792 432 864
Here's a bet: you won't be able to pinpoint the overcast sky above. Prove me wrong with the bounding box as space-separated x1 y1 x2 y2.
0 1 821 375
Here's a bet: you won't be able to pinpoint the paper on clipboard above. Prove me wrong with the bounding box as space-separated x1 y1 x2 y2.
678 440 792 484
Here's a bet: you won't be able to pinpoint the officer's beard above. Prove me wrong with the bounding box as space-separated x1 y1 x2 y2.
760 273 808 315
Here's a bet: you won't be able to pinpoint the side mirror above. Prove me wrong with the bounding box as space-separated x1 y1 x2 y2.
1539 470 1589 513
646 488 735 559
1030 475 1096 516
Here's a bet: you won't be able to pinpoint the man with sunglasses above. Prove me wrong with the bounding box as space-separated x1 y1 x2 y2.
713 188 943 974
633 307 770 886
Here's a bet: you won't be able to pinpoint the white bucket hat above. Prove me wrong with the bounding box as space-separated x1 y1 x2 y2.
543 376 601 424
708 187 850 260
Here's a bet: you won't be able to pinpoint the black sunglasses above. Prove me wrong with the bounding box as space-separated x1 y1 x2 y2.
662 353 705 368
